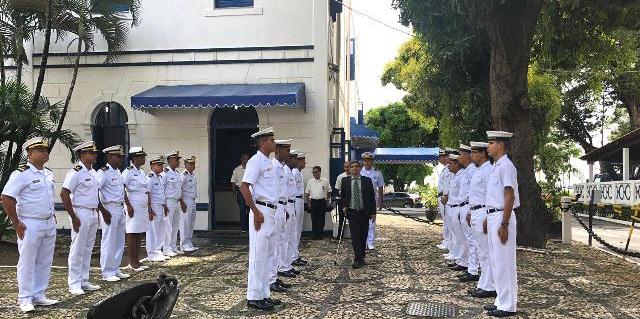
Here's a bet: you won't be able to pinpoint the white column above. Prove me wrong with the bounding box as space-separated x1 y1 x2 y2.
588 163 594 182
561 196 572 244
623 148 630 181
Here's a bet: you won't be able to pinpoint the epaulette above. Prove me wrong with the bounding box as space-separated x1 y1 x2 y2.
128 165 133 169
164 168 169 172
183 171 188 175
101 166 107 171
44 166 52 171
148 173 154 177
17 164 28 172
73 165 82 171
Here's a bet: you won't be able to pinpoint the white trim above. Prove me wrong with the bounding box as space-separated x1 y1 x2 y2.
576 213 640 228
204 0 263 17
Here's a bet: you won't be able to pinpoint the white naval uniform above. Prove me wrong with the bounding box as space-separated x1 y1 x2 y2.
282 164 297 271
437 165 452 248
162 167 182 253
97 164 126 279
460 163 477 274
486 155 520 313
180 170 198 250
63 162 100 291
2 163 56 304
469 160 494 292
292 167 305 261
361 167 383 249
147 172 166 259
268 158 287 285
122 165 149 234
446 168 467 267
243 151 278 301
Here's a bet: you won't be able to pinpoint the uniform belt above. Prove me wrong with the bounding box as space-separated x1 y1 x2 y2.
487 208 503 214
103 202 124 206
23 215 54 221
470 204 486 210
278 200 286 205
256 201 276 209
288 199 296 204
295 196 303 199
448 201 468 208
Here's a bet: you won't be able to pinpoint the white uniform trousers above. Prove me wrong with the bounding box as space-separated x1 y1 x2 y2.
17 216 56 304
439 201 451 248
487 210 518 312
281 202 296 271
366 197 378 249
446 206 467 266
461 205 478 275
268 204 287 284
293 198 305 260
471 208 494 292
180 197 197 249
68 207 99 291
164 198 181 253
100 203 125 278
247 205 276 301
147 203 165 258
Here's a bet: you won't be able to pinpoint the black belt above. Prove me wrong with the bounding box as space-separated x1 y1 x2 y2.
470 204 486 210
295 196 303 199
256 201 276 209
448 201 468 208
288 199 296 204
278 201 286 205
487 208 503 214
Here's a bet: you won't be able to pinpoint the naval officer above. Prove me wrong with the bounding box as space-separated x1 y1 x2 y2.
122 147 151 271
162 151 183 256
360 152 383 251
445 154 468 272
457 143 478 282
1 137 59 312
291 151 308 266
180 155 199 252
147 155 169 262
436 149 451 251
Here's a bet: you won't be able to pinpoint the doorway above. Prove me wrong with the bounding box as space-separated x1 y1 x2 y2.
91 102 129 169
209 107 258 230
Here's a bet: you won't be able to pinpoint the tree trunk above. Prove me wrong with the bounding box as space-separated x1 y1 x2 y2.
50 36 82 149
30 0 52 110
486 0 547 248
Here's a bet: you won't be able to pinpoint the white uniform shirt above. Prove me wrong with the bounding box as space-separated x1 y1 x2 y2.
437 166 448 196
122 165 149 201
284 165 296 200
361 167 384 200
486 155 520 210
306 177 331 200
147 172 166 205
62 162 99 209
292 168 304 197
447 169 465 206
272 158 287 203
1 163 55 219
181 170 198 199
162 167 182 200
242 151 278 204
231 165 246 187
459 163 476 204
469 161 492 206
97 163 124 204
335 172 348 191
443 166 454 196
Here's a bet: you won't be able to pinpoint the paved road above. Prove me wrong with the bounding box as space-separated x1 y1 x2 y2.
0 214 639 318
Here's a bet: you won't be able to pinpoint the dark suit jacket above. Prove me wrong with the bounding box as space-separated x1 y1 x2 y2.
340 175 377 216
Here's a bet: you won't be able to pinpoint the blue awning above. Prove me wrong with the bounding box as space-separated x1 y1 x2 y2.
131 83 305 110
373 147 439 164
350 119 379 150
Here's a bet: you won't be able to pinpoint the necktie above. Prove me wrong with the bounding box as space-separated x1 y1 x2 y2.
353 178 362 210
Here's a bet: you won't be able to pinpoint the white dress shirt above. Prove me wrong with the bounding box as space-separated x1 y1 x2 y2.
231 165 246 187
486 155 520 210
97 163 124 204
447 169 465 206
162 167 182 200
306 177 331 200
1 162 55 219
147 172 166 205
181 170 198 199
335 172 348 191
469 161 492 206
243 151 278 204
122 165 148 201
62 162 99 209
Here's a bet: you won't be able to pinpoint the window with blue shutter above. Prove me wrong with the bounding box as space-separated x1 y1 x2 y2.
215 0 254 8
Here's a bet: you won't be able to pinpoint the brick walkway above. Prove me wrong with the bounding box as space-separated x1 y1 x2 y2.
0 214 639 318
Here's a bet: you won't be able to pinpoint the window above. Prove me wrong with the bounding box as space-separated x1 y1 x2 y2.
215 0 254 8
92 102 129 170
113 4 129 12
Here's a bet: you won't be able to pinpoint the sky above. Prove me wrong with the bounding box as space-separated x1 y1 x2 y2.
350 0 410 112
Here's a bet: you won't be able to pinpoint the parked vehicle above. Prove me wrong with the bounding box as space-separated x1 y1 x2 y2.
383 192 423 208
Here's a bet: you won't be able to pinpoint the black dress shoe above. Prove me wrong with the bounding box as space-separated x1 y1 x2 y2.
290 268 301 275
487 310 516 317
472 290 497 298
275 279 291 289
468 287 482 295
270 283 288 293
352 262 363 269
264 297 281 306
447 262 458 268
297 257 309 264
459 274 480 282
247 299 274 310
451 265 468 271
483 304 497 311
457 271 469 278
278 270 296 278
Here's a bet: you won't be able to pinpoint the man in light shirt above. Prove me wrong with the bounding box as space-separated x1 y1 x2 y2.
305 166 331 240
231 153 250 232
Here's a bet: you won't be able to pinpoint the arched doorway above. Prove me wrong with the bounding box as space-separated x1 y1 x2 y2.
91 102 129 169
209 107 258 230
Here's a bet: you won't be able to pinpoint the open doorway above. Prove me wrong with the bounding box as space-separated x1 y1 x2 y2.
209 107 258 230
91 102 129 169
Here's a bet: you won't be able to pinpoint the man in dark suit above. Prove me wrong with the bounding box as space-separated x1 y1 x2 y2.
340 160 377 268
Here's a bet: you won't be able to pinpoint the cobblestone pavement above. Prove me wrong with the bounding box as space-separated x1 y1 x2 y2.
0 214 639 318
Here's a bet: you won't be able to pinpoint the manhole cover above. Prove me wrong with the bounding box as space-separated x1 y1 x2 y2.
406 302 457 318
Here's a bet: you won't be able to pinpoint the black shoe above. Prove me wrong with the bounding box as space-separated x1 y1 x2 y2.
270 283 288 293
247 299 274 310
459 274 480 282
290 268 301 275
468 287 482 295
297 258 309 265
292 260 304 266
447 262 458 268
264 297 281 306
278 270 296 278
483 305 497 311
457 271 469 278
361 259 368 265
275 279 291 289
451 265 468 271
487 310 516 317
472 290 497 298
352 262 363 269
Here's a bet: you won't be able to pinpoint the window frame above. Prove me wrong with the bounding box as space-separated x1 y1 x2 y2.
205 0 263 17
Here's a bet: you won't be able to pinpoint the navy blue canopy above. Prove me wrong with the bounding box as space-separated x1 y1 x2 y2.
350 119 379 149
373 148 439 164
131 83 305 110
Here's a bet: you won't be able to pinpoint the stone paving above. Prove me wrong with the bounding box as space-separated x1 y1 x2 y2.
0 213 639 318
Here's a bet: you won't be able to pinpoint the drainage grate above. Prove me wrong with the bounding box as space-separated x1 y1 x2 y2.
405 302 457 318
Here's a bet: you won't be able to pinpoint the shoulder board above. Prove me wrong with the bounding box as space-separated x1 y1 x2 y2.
183 171 188 175
101 166 107 171
148 173 154 177
128 165 133 169
164 168 169 172
73 165 82 171
44 166 52 172
18 164 28 172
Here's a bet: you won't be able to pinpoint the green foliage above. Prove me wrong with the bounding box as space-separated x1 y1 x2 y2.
364 102 437 191
411 184 438 209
